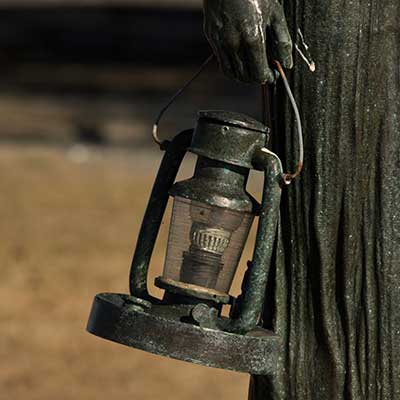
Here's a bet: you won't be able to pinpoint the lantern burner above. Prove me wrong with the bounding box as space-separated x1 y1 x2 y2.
191 226 230 254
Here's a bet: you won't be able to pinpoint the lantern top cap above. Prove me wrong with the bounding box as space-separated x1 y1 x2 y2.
198 110 268 134
191 110 269 169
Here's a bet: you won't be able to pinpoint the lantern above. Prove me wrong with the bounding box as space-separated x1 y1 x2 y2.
87 110 284 375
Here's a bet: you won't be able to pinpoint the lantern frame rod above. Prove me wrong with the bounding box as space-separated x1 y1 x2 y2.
129 129 193 299
221 148 282 334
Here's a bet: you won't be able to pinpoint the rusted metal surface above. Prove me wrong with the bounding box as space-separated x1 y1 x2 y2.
155 277 231 304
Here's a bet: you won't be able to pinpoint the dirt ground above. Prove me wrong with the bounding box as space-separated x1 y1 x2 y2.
0 144 262 400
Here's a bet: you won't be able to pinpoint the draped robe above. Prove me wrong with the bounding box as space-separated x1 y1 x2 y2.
250 0 400 398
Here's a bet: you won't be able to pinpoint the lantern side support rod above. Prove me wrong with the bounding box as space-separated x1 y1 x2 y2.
222 149 282 334
129 129 193 300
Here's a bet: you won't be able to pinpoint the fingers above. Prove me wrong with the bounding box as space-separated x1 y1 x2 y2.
205 25 246 82
211 39 237 80
206 24 274 84
205 8 292 84
240 25 275 84
271 2 293 69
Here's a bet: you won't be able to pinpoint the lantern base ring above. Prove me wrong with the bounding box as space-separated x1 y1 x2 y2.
154 276 231 304
87 293 281 375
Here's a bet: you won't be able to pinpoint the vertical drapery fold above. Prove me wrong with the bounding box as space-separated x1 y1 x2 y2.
251 0 400 399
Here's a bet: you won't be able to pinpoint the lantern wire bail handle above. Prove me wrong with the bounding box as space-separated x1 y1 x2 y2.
271 60 304 184
152 54 214 146
151 54 304 185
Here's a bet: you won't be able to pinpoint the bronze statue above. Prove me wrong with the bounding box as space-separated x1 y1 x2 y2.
203 0 400 399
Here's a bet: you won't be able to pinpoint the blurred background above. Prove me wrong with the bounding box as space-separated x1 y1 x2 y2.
0 1 264 399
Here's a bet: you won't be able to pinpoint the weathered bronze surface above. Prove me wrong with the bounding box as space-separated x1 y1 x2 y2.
169 156 258 213
190 110 268 169
88 110 285 373
87 293 280 375
129 129 193 300
203 0 400 399
223 148 282 334
203 0 293 84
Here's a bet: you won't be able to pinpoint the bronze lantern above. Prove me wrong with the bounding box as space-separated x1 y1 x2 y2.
87 109 285 375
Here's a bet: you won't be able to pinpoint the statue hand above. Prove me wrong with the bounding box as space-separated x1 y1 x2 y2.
203 0 293 83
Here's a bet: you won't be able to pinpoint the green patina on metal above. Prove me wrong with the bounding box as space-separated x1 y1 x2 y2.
87 0 399 395
87 293 281 375
128 129 193 301
87 110 286 374
203 0 400 398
